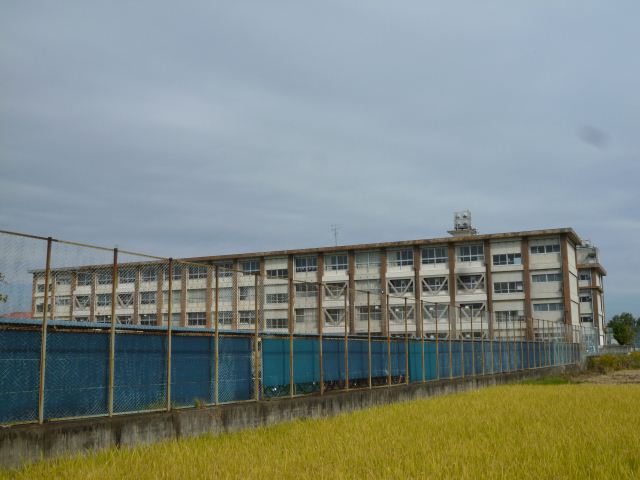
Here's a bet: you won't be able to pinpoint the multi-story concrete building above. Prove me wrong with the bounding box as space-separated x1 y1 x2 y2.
31 218 606 344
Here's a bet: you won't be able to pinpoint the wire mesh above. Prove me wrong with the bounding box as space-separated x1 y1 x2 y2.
0 230 589 426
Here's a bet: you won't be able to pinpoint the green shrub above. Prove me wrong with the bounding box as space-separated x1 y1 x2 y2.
587 352 640 373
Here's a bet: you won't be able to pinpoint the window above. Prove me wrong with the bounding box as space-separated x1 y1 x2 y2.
74 295 90 309
325 254 348 271
580 315 593 323
324 282 346 299
119 270 135 284
55 275 71 286
580 294 592 303
457 245 484 262
97 272 112 285
388 278 414 295
239 286 255 301
188 289 206 304
37 283 46 293
162 313 181 326
460 303 485 318
267 293 288 304
295 283 318 298
495 311 523 322
295 256 317 273
324 308 344 326
163 265 183 281
189 266 208 279
422 304 449 321
355 279 380 294
239 310 255 326
388 305 414 323
266 318 288 329
242 260 260 275
530 243 560 254
422 277 448 293
96 315 111 323
77 272 93 286
388 249 413 268
422 247 447 265
457 274 485 291
217 311 232 325
266 268 288 279
187 312 206 326
295 308 317 325
36 303 45 313
493 281 524 294
355 251 380 270
579 272 592 282
492 253 522 266
116 315 132 325
532 272 562 283
533 303 563 312
97 294 111 307
141 268 157 282
140 291 156 305
357 306 382 322
162 290 181 305
140 314 157 325
215 287 232 302
117 293 133 307
216 262 233 278
55 296 70 306
74 316 89 322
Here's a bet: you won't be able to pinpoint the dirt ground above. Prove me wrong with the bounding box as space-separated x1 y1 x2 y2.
573 369 640 384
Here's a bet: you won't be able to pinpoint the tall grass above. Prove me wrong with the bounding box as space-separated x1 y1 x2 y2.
3 384 640 479
587 352 640 373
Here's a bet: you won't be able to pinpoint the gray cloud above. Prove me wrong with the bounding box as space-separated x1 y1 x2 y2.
1 1 639 316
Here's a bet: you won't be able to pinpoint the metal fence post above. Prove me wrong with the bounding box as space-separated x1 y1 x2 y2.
435 304 439 380
470 309 475 377
288 272 294 398
344 285 349 391
254 273 260 401
386 294 391 387
480 310 485 375
404 297 409 385
214 265 220 404
448 307 453 379
38 237 53 424
367 292 372 389
318 280 324 395
421 301 425 383
460 309 464 379
108 248 118 416
166 258 173 411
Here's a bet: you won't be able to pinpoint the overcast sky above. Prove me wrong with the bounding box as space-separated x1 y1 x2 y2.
1 1 638 317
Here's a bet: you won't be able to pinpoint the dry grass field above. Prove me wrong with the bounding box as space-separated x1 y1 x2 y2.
3 382 640 479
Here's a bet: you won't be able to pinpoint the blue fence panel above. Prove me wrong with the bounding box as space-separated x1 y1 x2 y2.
450 341 462 377
473 341 485 375
462 341 473 376
408 340 423 383
390 339 406 379
371 340 389 379
171 334 215 407
424 341 438 380
114 333 166 413
347 339 369 383
44 331 109 419
438 341 451 378
0 329 41 424
262 337 289 392
218 336 253 402
322 338 345 383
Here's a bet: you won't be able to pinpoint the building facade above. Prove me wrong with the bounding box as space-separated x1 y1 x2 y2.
31 226 606 343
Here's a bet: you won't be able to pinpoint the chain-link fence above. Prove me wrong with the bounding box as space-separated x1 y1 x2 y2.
0 229 586 426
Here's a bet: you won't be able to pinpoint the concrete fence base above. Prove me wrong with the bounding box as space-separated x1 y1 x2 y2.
0 365 580 469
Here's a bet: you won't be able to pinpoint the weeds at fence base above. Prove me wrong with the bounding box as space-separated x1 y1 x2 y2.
587 352 640 374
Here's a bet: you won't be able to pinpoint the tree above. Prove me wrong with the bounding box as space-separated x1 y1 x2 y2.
607 313 638 345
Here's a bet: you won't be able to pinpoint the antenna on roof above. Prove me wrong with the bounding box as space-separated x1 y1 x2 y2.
447 210 478 237
330 224 341 246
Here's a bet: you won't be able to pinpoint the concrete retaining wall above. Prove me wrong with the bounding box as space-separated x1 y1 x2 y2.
0 365 579 469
